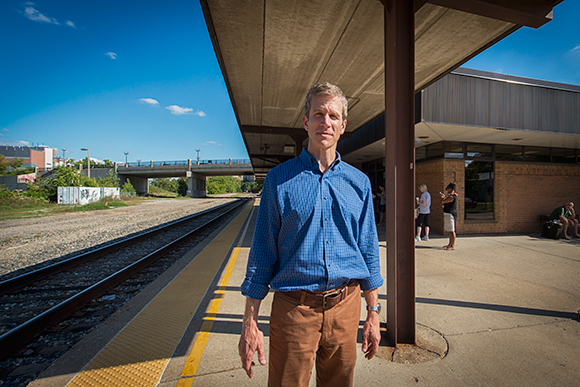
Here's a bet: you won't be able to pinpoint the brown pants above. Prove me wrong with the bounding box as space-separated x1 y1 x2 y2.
268 285 361 387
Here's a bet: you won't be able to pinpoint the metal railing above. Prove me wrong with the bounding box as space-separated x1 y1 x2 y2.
123 159 251 167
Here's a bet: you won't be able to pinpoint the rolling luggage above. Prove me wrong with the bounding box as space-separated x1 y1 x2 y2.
541 221 562 239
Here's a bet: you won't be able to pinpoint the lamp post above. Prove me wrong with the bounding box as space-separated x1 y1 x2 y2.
62 149 67 166
124 151 129 165
81 148 90 178
196 148 201 163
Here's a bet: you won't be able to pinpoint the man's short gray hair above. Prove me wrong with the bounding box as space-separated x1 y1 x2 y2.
304 82 348 121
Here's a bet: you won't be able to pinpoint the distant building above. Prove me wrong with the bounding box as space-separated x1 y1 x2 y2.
0 145 55 171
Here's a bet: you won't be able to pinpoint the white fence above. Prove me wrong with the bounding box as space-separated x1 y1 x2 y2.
57 186 120 205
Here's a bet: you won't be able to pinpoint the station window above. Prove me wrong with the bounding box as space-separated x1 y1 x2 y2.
444 142 464 159
466 144 492 159
415 146 426 162
551 148 576 164
495 145 524 161
425 142 444 160
523 147 550 163
465 160 494 220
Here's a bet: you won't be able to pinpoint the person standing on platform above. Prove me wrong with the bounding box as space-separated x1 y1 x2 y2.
238 82 383 387
415 184 431 241
377 184 386 225
440 182 458 250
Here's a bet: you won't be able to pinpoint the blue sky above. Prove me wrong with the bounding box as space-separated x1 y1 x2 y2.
1 1 579 164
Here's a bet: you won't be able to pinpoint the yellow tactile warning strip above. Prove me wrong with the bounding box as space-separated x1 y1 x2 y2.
175 247 241 387
175 202 254 387
67 200 254 387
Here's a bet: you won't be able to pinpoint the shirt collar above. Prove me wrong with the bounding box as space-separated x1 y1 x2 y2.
299 148 342 172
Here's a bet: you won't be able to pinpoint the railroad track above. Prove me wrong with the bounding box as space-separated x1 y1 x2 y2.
0 198 249 360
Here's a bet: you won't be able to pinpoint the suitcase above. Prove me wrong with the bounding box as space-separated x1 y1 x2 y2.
541 221 563 239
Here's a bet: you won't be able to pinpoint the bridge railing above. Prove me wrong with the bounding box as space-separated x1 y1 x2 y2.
123 159 251 167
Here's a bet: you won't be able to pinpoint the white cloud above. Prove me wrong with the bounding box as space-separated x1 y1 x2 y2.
65 20 76 29
205 141 222 146
0 139 30 146
3 128 8 132
194 110 207 117
138 98 160 106
165 105 194 115
570 44 580 54
23 6 59 24
105 52 117 59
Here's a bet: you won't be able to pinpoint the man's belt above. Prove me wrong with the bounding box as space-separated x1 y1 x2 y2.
282 280 359 310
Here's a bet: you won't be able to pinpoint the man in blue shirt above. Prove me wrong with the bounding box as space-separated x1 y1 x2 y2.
239 83 383 386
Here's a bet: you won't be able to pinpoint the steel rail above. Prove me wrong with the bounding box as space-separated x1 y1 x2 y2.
0 199 248 358
0 199 243 295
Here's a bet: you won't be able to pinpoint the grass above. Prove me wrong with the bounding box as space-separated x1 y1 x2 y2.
0 195 151 221
148 185 179 198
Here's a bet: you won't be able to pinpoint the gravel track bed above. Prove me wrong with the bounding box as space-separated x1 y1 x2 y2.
0 197 243 386
0 198 236 280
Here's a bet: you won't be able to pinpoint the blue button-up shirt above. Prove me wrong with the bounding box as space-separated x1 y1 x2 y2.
241 149 383 300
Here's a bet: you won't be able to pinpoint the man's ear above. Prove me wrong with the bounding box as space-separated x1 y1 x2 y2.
340 120 347 135
302 115 309 131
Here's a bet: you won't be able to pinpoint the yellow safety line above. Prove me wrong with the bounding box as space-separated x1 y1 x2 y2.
66 200 253 387
176 247 241 387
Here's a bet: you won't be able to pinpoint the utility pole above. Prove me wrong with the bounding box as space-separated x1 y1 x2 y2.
81 148 90 179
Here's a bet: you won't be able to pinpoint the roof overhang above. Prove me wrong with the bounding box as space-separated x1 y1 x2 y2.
200 0 560 181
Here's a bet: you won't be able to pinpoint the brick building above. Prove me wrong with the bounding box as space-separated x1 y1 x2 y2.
339 68 580 235
0 145 55 171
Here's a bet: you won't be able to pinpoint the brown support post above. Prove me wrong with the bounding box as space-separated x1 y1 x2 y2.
291 134 307 157
384 0 416 346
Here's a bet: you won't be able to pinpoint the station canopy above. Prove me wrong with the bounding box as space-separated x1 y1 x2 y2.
200 0 560 182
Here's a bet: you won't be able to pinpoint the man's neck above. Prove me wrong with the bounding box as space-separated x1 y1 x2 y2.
307 144 337 173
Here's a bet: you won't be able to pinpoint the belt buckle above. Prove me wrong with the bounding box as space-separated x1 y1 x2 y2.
322 288 342 310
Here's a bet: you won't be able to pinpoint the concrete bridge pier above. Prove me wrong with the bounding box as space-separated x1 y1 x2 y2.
120 175 149 196
187 172 206 198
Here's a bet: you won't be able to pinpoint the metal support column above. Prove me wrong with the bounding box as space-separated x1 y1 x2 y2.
384 0 416 346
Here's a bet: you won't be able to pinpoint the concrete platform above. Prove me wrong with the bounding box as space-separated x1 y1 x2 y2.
32 200 580 386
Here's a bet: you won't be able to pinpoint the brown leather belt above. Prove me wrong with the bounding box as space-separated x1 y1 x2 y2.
282 280 359 310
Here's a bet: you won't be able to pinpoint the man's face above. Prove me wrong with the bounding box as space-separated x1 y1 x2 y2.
302 94 346 152
566 202 574 211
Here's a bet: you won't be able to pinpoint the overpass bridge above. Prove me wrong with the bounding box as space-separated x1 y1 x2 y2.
114 158 253 197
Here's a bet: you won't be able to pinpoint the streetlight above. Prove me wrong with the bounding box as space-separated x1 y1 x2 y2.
124 151 129 165
62 149 67 166
196 148 201 163
81 148 90 178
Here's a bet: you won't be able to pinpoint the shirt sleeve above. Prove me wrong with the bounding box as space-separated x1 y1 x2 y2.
357 180 384 291
240 172 281 299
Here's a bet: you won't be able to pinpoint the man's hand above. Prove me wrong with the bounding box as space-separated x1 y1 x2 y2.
238 298 267 378
362 311 381 359
362 288 381 360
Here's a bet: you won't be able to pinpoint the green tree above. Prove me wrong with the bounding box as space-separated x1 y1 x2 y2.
241 181 261 193
207 176 242 195
177 178 188 197
151 178 178 192
97 170 120 187
121 179 136 194
0 154 26 176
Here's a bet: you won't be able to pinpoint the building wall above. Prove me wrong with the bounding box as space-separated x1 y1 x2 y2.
422 71 580 135
416 159 580 235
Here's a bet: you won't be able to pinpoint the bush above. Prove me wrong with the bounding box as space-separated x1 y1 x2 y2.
98 170 120 188
177 178 188 197
207 176 242 195
121 179 136 194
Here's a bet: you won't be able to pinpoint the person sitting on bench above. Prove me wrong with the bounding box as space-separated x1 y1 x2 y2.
548 202 580 240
